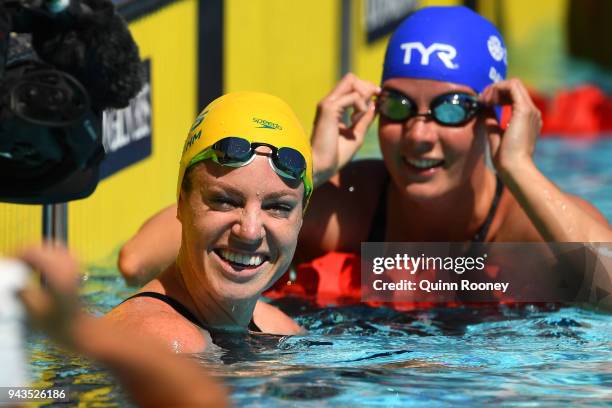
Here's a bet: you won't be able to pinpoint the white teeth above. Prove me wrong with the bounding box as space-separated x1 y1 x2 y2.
219 249 264 267
405 158 444 169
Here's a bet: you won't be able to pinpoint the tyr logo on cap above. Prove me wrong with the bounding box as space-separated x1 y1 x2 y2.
400 42 459 69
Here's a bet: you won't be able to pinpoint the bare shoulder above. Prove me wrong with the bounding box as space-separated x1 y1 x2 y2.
336 159 388 188
104 295 208 353
297 160 387 261
252 300 304 335
308 160 387 208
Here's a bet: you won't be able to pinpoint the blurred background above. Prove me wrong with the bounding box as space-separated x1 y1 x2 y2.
0 0 610 265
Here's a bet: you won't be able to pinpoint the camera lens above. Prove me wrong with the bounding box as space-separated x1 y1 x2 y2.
51 90 65 104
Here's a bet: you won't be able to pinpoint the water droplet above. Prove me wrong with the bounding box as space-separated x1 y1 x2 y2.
171 340 181 353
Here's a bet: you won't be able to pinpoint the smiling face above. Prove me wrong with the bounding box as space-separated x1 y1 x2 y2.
177 151 304 302
378 78 490 201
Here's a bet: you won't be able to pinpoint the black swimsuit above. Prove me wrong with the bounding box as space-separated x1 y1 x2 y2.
121 291 263 332
367 173 504 242
121 292 287 363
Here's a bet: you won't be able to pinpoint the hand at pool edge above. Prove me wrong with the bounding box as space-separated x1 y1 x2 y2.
16 243 230 408
18 243 84 350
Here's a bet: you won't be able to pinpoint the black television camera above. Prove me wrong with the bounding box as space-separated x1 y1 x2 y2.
0 0 143 204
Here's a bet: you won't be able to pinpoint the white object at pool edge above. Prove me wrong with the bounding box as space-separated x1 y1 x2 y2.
0 259 29 388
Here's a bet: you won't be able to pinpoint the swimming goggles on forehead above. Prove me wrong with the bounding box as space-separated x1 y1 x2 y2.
377 89 483 126
188 136 306 181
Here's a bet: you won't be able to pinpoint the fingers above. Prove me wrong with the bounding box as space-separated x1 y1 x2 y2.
480 79 540 113
328 72 381 102
319 73 380 119
311 74 380 185
334 91 369 115
480 78 543 130
18 242 80 294
352 102 377 138
481 79 542 173
17 287 52 324
17 243 83 348
317 90 376 141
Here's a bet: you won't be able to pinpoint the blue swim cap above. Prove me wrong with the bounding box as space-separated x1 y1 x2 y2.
382 6 507 95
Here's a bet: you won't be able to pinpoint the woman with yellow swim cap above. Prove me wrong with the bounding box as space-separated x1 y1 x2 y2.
106 92 311 352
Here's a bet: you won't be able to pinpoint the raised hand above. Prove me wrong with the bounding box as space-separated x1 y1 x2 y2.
479 78 543 175
479 79 612 243
311 73 380 186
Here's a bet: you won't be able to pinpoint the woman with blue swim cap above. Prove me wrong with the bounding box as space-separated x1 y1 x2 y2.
302 5 611 258
117 6 611 296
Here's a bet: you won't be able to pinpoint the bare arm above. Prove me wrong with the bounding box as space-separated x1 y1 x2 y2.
481 78 612 242
19 244 229 408
501 161 611 241
118 204 181 286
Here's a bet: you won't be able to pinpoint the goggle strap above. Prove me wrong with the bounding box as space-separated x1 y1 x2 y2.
185 137 311 205
187 149 216 168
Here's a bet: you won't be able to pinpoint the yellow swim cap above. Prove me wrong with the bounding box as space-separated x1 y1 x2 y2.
177 92 313 204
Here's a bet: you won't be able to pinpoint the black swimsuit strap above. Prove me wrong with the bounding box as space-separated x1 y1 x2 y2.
121 291 263 333
122 291 205 328
471 175 504 242
248 319 262 332
366 172 504 243
366 174 390 242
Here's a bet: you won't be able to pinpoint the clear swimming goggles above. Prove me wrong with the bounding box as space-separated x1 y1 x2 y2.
377 89 483 126
188 136 306 181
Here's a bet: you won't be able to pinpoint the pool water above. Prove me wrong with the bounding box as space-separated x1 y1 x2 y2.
27 139 612 407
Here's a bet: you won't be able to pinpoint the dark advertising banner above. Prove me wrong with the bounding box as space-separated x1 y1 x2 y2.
113 0 177 21
99 60 152 180
365 0 417 43
361 242 612 306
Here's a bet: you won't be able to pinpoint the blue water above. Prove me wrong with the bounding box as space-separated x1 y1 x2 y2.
27 139 612 407
534 139 612 220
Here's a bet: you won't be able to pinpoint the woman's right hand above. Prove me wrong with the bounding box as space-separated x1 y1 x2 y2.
311 73 380 187
18 243 86 350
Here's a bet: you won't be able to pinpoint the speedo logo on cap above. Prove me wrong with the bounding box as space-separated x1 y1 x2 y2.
400 42 458 69
253 117 283 130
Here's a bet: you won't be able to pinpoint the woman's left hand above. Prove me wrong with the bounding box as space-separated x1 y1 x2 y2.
479 78 543 175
